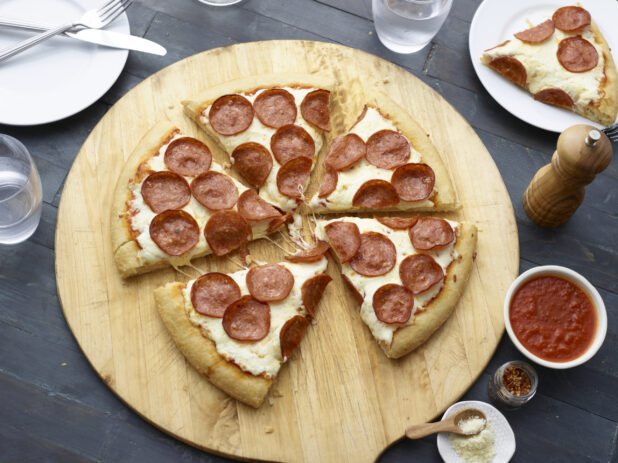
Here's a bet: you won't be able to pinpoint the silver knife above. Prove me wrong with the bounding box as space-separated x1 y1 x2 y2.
0 17 167 56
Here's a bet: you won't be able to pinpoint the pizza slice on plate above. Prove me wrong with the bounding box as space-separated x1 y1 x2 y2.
316 216 476 358
182 74 332 213
481 5 618 126
309 93 458 213
154 252 332 408
111 120 288 278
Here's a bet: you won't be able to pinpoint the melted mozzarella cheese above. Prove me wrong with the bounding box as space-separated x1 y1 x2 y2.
484 26 606 109
199 87 325 212
316 218 458 346
309 106 435 210
127 132 266 265
183 258 328 378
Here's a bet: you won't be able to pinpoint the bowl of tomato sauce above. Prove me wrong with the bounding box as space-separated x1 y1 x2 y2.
503 266 607 369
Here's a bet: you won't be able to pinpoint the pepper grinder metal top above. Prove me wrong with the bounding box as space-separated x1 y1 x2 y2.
523 124 613 228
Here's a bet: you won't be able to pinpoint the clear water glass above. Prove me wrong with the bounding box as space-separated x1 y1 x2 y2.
0 134 41 244
372 0 453 54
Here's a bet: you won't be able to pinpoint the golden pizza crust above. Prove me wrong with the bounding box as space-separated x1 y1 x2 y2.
481 21 618 126
311 91 458 214
154 282 272 408
182 72 334 153
385 222 477 358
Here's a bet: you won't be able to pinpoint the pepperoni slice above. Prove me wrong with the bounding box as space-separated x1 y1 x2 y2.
317 164 338 198
399 254 444 294
149 210 199 256
209 94 254 136
324 221 361 264
342 275 363 306
534 88 575 110
373 284 414 324
191 273 241 318
325 134 366 171
190 171 238 211
231 142 273 188
164 137 212 177
375 215 419 230
268 211 292 233
270 124 315 165
366 130 410 169
222 296 270 342
286 240 330 263
552 6 591 32
488 56 527 87
300 89 330 131
276 157 312 199
352 180 399 209
204 211 252 256
237 189 282 222
141 171 191 213
350 232 396 277
409 217 454 251
246 264 294 302
514 19 555 43
391 163 435 202
253 89 297 128
557 36 598 73
280 315 309 361
301 274 332 318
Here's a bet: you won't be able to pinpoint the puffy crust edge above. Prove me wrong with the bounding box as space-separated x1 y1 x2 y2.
154 282 272 408
385 222 477 358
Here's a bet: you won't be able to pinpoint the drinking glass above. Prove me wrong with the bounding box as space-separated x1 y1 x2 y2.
196 0 243 6
0 134 41 244
372 0 453 54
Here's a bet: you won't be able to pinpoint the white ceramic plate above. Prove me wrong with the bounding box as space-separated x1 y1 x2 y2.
437 400 515 463
0 0 129 126
469 0 618 133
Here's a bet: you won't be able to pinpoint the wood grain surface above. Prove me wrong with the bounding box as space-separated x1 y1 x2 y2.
54 40 517 462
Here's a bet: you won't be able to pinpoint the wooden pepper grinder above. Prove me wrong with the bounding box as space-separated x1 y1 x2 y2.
523 124 613 228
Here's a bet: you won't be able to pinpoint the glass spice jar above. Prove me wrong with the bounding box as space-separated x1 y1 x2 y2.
488 360 538 409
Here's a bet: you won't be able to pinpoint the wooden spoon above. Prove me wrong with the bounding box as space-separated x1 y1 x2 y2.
405 408 487 439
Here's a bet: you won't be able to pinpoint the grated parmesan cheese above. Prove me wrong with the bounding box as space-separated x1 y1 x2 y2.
449 418 496 463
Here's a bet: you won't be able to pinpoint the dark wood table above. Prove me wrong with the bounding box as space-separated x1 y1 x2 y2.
1 1 616 461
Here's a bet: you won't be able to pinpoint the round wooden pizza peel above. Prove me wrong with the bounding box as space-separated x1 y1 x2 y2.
55 40 518 463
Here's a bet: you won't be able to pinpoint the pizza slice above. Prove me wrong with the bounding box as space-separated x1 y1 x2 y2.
154 254 332 408
316 216 476 358
481 5 618 126
309 94 458 214
111 120 288 278
182 74 332 213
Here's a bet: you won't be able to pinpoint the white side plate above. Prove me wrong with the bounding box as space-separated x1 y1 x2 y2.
0 0 129 126
469 0 618 132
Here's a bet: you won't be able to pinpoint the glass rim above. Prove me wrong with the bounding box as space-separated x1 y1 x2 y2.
495 360 538 400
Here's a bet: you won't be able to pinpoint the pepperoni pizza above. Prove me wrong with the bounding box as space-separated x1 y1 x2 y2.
182 74 332 213
317 217 476 358
111 121 287 278
154 256 331 408
310 94 458 213
481 6 618 126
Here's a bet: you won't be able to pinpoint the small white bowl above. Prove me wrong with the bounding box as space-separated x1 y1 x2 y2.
504 265 607 369
437 400 515 463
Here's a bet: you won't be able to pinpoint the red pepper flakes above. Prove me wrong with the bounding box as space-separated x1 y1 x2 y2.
502 366 532 396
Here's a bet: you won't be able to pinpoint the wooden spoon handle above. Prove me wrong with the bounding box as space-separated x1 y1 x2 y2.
405 420 453 439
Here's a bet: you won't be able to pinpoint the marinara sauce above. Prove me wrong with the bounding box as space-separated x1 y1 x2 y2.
509 276 597 362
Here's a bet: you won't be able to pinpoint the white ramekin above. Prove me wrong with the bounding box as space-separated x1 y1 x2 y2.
503 265 607 369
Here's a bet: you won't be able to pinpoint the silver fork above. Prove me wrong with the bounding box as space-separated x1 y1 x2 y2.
0 0 132 64
603 123 618 143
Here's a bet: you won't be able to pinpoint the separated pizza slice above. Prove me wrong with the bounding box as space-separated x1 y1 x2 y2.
154 255 332 408
309 94 458 213
316 216 476 358
111 120 289 278
182 74 332 213
480 5 618 126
